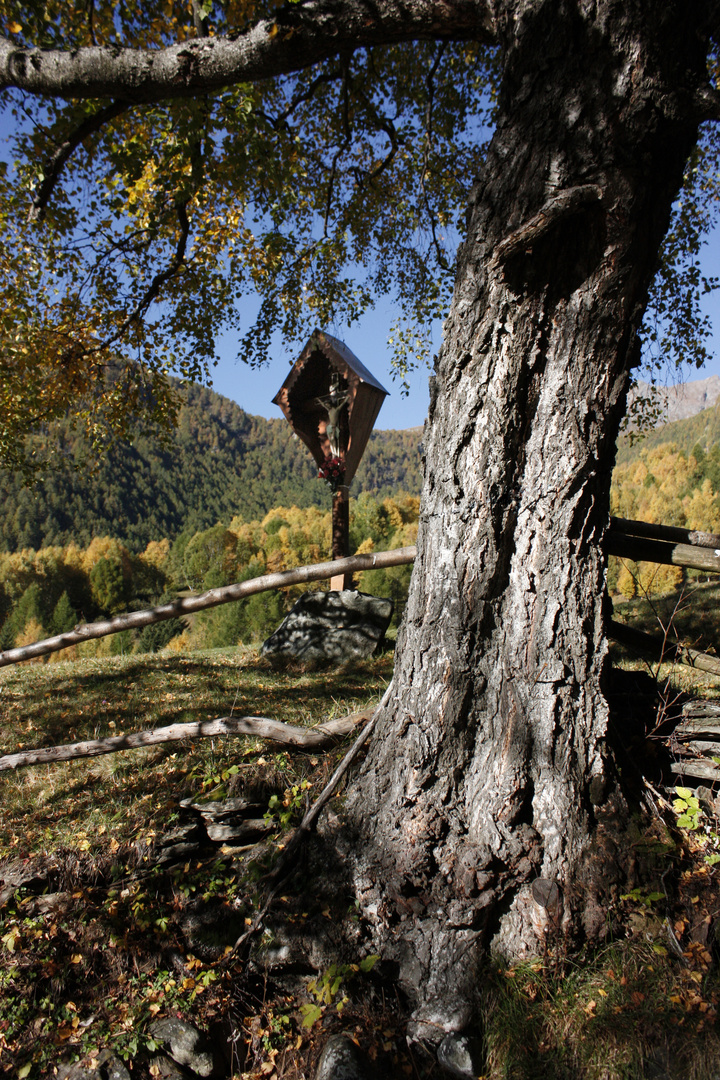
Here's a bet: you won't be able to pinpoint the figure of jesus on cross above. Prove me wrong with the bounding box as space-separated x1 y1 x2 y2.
316 372 350 458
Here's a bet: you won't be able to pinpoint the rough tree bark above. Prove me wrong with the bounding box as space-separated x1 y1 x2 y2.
338 0 713 1037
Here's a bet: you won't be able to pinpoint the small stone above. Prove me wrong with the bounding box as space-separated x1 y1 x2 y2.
155 841 203 866
437 1034 484 1079
150 1018 215 1077
187 797 263 816
261 590 393 664
149 1055 187 1080
57 1051 130 1080
315 1035 372 1080
205 819 271 843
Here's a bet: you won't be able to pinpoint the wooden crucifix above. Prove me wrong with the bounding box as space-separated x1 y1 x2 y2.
272 330 389 590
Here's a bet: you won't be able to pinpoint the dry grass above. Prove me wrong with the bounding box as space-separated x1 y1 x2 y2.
0 639 719 1079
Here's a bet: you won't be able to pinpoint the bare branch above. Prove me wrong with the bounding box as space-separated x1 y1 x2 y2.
420 43 451 272
0 710 370 773
0 1 497 103
274 68 344 128
86 0 98 46
100 201 191 352
354 85 400 184
30 100 132 221
192 0 210 38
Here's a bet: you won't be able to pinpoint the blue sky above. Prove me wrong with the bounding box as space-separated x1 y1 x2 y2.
2 104 720 433
210 246 720 432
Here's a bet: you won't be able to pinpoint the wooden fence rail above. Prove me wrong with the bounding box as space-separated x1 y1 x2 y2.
1 513 719 672
0 546 417 669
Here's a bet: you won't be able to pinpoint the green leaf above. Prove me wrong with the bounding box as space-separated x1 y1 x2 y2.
299 1003 324 1029
675 787 695 800
18 1065 32 1079
359 954 379 972
676 813 697 829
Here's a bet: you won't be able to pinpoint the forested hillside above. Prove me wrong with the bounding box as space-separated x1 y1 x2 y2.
616 399 720 468
0 384 422 553
0 495 419 657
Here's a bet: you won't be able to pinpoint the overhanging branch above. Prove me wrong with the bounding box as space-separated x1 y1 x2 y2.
100 200 191 352
0 0 496 103
30 99 132 221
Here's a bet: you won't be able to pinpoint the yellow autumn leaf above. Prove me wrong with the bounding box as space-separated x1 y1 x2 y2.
7 21 22 34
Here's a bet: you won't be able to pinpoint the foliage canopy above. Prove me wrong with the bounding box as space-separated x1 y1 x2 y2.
0 1 717 470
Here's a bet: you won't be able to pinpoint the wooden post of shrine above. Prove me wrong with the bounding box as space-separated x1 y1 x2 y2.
331 488 350 588
272 330 389 591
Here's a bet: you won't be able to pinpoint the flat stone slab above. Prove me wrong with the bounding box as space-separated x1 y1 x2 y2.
261 590 393 663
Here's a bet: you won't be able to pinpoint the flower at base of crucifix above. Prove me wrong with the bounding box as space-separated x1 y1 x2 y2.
318 456 345 492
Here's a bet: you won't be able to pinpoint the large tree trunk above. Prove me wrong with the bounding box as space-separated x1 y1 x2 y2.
340 0 709 1037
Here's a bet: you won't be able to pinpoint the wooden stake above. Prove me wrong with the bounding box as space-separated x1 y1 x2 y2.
331 486 352 590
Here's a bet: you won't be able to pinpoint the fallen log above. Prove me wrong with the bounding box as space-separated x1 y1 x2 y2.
0 546 417 669
0 710 371 772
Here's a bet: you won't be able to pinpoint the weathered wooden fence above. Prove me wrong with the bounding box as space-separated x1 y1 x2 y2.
0 546 416 668
1 515 720 672
3 515 720 774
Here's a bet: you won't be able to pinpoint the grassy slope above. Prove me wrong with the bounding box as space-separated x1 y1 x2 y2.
1 642 720 1079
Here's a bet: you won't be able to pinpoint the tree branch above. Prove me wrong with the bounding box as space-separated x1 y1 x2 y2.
100 200 191 352
30 100 132 221
494 183 603 263
0 1 496 103
420 43 451 272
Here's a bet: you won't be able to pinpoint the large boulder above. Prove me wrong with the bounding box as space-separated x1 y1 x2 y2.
261 590 393 664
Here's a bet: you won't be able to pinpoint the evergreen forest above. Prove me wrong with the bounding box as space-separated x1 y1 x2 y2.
0 382 422 553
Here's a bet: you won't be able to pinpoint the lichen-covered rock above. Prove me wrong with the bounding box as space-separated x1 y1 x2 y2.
437 1034 484 1078
315 1035 372 1080
262 590 392 664
150 1017 215 1077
